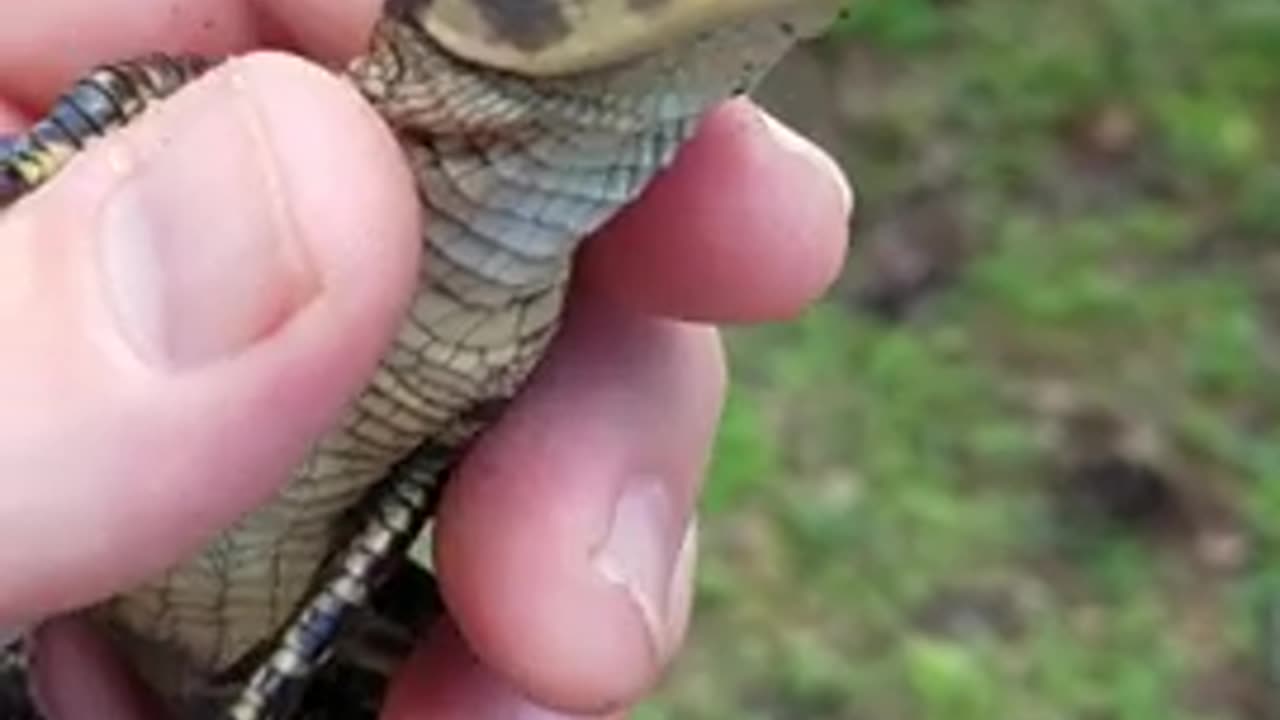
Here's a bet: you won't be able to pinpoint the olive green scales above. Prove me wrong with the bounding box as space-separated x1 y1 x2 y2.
0 1 843 717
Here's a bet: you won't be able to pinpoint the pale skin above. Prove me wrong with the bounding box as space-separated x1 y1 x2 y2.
0 1 852 718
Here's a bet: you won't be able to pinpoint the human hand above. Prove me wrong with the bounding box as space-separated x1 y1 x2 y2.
0 1 851 717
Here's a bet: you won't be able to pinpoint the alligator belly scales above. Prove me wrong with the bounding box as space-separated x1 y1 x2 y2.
0 1 842 717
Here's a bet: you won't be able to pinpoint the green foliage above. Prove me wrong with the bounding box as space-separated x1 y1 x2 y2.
905 637 1002 720
643 0 1279 717
701 387 780 514
832 0 945 50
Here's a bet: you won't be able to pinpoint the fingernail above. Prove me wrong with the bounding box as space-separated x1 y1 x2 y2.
758 108 854 218
663 518 698 655
591 479 690 665
97 63 319 370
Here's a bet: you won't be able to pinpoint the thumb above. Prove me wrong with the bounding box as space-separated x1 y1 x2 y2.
0 52 420 624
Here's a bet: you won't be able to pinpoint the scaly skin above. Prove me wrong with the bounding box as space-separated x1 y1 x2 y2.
0 1 842 717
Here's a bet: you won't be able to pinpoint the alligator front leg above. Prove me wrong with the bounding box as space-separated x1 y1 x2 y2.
0 54 211 206
224 450 447 720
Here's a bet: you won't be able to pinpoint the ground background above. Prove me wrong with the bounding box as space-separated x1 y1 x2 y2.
640 1 1279 718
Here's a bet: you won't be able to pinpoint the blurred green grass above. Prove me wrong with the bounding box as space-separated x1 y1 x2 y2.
641 0 1279 718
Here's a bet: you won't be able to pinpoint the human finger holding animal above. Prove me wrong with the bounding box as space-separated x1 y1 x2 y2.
0 1 851 718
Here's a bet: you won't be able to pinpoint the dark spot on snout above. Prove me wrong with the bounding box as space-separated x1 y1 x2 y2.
472 0 572 51
386 0 570 51
385 0 432 20
628 0 672 10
